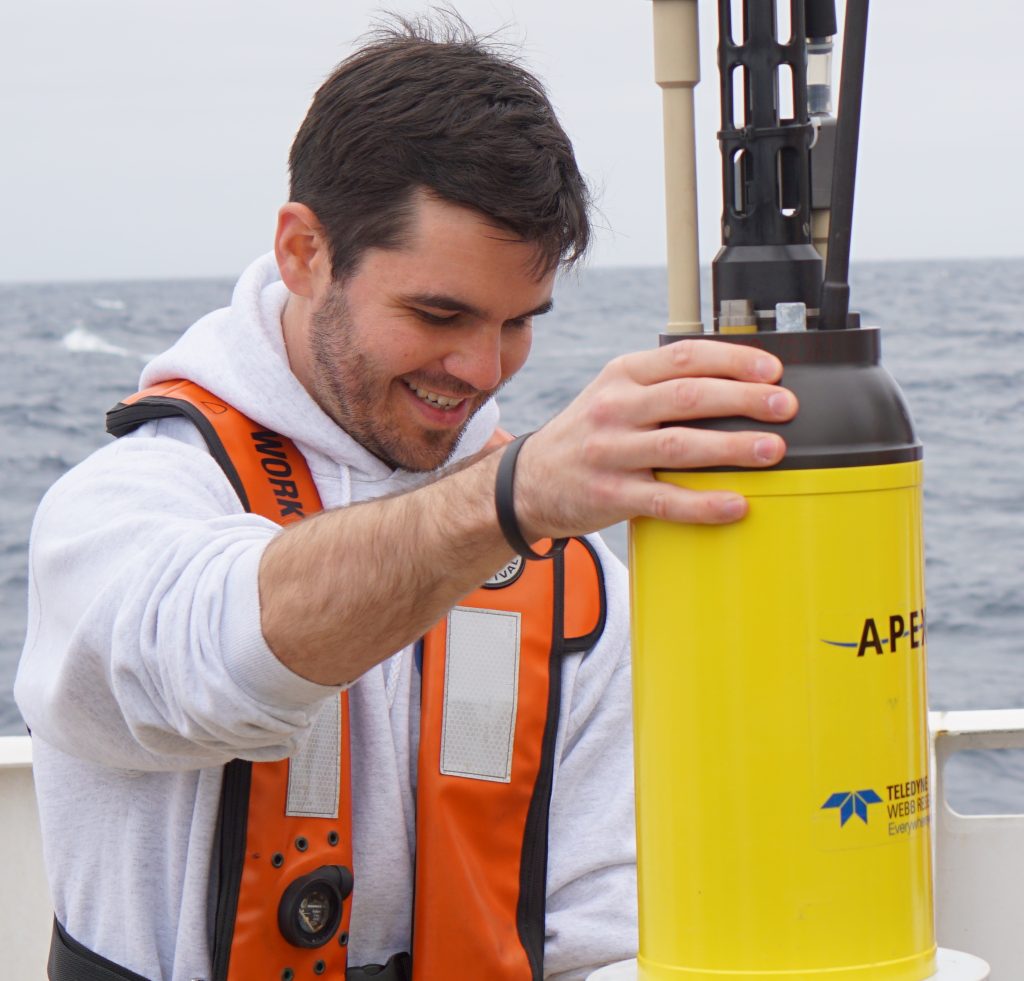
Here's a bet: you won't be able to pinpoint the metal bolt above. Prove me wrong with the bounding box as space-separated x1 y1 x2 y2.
314 961 326 975
271 853 284 868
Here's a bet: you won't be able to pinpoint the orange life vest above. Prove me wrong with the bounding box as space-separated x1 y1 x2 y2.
105 380 607 981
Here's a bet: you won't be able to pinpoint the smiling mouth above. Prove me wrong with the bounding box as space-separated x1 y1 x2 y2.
403 380 468 411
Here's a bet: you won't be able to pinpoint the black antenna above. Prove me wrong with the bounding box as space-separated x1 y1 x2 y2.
819 0 870 330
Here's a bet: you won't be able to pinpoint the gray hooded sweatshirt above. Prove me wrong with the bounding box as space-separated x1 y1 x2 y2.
16 254 637 980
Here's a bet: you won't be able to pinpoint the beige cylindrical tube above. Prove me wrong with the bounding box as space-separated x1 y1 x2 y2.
652 0 703 335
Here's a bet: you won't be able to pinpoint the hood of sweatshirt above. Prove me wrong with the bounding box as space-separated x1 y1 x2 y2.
140 253 501 501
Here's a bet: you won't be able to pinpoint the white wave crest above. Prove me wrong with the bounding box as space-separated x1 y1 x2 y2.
91 297 126 311
61 327 133 358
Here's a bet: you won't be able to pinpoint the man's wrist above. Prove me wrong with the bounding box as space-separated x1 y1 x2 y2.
495 434 565 561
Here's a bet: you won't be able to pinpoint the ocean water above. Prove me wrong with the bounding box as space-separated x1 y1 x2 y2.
2 259 1023 811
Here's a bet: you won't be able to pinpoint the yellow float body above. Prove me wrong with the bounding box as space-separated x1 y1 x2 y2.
629 329 935 979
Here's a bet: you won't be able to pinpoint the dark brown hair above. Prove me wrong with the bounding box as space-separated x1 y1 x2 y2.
288 11 591 279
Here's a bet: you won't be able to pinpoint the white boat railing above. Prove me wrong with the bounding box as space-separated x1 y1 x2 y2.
932 709 1024 979
3 714 1023 979
0 735 50 980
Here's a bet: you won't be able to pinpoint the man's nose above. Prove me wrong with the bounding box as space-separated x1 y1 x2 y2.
441 326 504 393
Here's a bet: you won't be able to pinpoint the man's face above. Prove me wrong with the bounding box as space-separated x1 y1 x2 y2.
299 194 555 472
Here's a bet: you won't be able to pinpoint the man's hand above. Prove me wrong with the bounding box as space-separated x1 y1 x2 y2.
514 339 797 538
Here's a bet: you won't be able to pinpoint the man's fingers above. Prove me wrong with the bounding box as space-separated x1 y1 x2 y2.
614 338 783 387
582 426 787 473
626 479 750 526
632 376 797 426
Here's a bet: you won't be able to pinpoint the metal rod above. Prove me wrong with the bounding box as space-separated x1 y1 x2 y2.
819 0 869 330
652 0 703 334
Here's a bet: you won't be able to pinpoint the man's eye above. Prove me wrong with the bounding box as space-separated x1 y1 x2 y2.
414 309 458 325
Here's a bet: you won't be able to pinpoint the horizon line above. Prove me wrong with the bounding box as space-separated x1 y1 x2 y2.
2 252 1023 289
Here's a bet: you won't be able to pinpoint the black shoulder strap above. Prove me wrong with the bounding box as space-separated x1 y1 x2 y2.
106 393 250 511
107 385 273 981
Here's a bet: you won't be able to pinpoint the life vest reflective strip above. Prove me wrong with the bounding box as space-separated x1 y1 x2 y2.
106 380 606 980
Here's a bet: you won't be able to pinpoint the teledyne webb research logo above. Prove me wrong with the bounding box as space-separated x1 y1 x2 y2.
821 789 882 827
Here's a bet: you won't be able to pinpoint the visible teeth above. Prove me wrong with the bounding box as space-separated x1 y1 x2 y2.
409 383 463 409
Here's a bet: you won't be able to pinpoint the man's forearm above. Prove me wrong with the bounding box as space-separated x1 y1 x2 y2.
259 449 513 686
259 339 798 687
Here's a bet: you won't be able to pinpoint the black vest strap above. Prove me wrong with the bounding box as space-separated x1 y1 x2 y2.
48 920 150 981
347 952 412 980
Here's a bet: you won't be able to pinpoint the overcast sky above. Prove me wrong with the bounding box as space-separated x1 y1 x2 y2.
2 1 1020 282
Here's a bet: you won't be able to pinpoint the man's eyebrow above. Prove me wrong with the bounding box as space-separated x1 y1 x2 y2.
521 298 554 319
403 293 554 321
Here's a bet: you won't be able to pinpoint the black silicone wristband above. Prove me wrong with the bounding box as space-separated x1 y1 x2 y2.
495 433 567 561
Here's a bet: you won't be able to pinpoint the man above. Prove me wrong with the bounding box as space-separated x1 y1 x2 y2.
16 15 795 981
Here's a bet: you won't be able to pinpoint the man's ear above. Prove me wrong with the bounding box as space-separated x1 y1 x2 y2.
274 203 331 298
